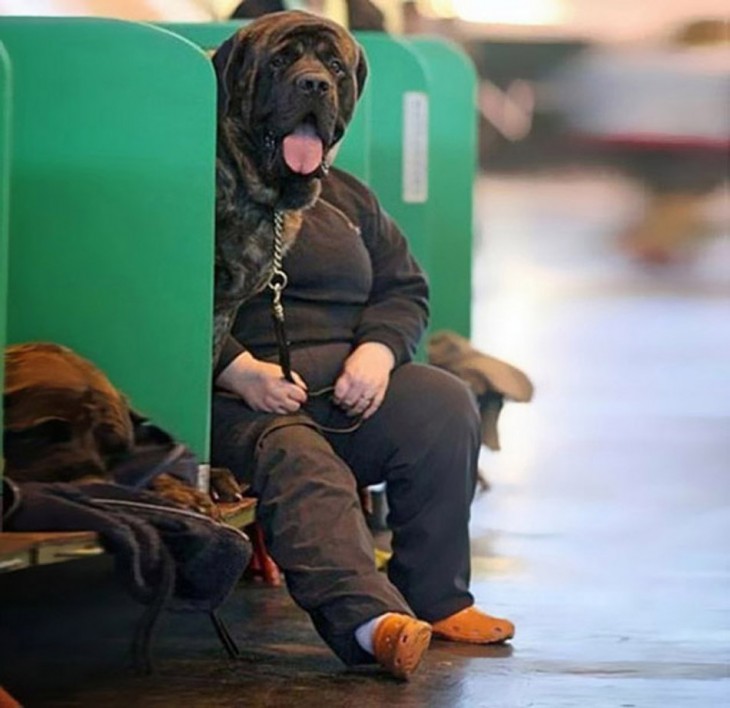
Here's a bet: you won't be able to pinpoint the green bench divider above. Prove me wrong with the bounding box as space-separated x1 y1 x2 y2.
154 20 244 50
354 33 430 274
158 22 371 183
407 37 477 339
0 19 216 459
0 41 11 502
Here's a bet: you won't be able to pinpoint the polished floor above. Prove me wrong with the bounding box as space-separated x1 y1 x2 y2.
1 172 729 707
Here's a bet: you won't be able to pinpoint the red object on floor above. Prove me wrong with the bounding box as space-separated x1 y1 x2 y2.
0 686 21 708
245 522 282 586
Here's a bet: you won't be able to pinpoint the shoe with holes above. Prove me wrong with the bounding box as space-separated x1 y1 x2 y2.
371 613 432 680
431 606 515 644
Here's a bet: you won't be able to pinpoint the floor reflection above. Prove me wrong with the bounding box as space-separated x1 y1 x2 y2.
467 170 730 707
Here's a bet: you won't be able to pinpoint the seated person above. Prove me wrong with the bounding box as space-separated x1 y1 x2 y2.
210 13 514 680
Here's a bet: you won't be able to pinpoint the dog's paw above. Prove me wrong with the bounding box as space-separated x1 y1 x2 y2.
150 473 221 519
210 466 247 503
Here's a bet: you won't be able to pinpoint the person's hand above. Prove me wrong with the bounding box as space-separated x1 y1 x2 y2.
216 351 307 414
333 342 395 419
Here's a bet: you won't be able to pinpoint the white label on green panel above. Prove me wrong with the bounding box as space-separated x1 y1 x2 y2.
402 92 429 204
197 463 210 493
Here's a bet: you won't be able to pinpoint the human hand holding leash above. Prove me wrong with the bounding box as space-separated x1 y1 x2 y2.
334 342 395 419
216 351 307 414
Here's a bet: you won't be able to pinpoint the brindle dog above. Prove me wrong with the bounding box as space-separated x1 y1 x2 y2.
212 11 368 366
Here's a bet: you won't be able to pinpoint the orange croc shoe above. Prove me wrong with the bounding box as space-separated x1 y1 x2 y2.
372 614 432 680
431 606 515 644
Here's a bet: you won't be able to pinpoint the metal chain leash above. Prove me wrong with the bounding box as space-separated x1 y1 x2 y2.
269 209 288 323
268 209 295 382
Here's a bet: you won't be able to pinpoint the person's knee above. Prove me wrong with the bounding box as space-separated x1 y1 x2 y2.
372 365 481 494
388 364 480 436
255 420 360 497
427 367 480 424
210 397 269 483
258 418 322 450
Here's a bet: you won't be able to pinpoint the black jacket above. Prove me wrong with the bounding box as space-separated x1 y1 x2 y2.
215 168 429 378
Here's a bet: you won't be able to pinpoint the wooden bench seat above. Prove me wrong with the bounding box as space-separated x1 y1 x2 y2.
0 498 258 575
0 531 101 573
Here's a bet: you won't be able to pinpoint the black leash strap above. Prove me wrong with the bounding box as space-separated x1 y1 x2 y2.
271 288 294 383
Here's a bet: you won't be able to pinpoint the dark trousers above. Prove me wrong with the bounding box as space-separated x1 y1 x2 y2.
211 347 480 664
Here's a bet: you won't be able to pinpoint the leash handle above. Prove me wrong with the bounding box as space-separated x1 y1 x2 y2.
304 385 365 434
271 286 295 383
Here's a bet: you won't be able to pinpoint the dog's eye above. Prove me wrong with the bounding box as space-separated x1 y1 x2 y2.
329 58 345 76
270 55 286 69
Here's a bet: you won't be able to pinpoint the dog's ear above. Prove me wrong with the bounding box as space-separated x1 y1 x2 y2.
354 44 368 98
212 36 235 114
213 30 257 117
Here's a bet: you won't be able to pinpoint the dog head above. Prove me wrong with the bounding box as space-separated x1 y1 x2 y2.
3 343 134 484
214 11 368 209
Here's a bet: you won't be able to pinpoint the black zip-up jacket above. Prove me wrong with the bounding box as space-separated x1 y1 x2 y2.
214 167 429 379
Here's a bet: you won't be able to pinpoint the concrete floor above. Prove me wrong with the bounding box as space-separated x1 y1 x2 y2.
1 172 729 707
466 172 730 707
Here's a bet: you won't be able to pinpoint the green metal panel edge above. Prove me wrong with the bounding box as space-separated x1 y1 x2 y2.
354 33 430 359
158 21 247 50
0 42 11 500
408 37 477 339
354 33 430 269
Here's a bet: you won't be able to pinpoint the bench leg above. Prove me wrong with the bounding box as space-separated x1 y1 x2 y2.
210 610 241 659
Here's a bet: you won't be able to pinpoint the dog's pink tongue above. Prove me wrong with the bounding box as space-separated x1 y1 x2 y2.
282 124 323 175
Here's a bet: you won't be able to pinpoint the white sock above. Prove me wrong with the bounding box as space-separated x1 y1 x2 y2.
354 613 393 655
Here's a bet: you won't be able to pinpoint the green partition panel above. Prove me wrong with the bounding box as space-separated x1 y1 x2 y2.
158 20 244 49
159 22 371 183
355 33 430 273
0 42 11 507
0 19 216 459
408 37 477 339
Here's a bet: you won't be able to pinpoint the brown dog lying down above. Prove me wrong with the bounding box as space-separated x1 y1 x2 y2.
3 342 241 517
211 11 367 366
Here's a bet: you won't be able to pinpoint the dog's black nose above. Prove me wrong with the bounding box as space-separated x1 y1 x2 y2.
296 73 332 96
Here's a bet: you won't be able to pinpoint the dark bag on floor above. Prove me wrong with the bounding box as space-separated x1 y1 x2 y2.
2 477 251 671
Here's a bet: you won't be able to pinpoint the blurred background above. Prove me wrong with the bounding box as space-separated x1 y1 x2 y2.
4 0 728 266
